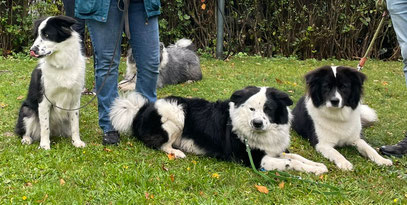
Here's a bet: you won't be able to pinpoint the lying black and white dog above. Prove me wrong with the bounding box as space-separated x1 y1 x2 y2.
15 16 86 150
292 66 392 170
110 86 328 174
118 39 202 91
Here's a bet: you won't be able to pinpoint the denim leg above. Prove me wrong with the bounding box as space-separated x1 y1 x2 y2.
128 1 160 102
387 0 407 87
86 0 122 133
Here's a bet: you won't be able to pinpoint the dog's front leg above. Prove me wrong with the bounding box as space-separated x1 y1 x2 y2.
38 99 51 150
260 155 327 175
280 153 328 172
315 143 353 170
353 139 392 166
69 109 86 148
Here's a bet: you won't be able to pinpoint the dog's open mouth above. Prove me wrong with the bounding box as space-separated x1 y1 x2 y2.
30 50 50 58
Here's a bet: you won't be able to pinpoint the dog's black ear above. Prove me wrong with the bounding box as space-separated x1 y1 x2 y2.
267 88 293 106
49 15 77 29
230 86 260 107
33 17 48 37
304 66 332 107
340 66 366 109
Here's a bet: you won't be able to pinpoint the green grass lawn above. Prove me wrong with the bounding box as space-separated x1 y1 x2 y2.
1 55 406 204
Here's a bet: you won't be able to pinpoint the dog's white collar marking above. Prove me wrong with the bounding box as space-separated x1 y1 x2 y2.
331 66 338 77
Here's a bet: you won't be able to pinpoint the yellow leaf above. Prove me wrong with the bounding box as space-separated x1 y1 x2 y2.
255 185 269 194
103 147 112 152
0 102 7 108
22 196 27 200
278 181 285 189
170 174 175 182
59 178 65 186
167 153 175 160
211 173 220 179
382 81 388 86
17 95 24 100
201 3 206 10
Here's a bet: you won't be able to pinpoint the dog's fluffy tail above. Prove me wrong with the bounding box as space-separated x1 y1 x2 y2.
175 38 196 52
360 104 378 127
110 92 148 133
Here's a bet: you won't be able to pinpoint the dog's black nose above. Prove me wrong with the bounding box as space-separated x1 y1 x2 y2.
330 98 340 107
252 119 263 129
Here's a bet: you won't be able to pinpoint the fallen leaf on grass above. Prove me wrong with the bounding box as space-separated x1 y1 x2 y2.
3 132 14 137
59 178 65 186
36 194 48 203
275 78 283 84
278 181 285 189
382 81 388 86
0 102 7 108
170 174 175 182
211 173 220 179
17 95 24 100
145 192 154 200
255 185 269 194
162 164 169 171
24 182 33 187
167 153 175 160
104 147 112 152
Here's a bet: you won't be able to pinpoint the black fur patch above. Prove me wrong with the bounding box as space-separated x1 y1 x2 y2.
37 16 76 43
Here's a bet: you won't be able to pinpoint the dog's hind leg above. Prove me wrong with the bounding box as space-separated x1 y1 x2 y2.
353 139 392 166
21 116 40 145
69 109 86 148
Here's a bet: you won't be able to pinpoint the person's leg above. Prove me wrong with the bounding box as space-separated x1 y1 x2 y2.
128 0 160 102
86 0 122 142
387 0 407 87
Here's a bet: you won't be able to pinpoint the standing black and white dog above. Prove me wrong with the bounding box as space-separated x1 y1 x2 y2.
15 16 86 150
110 86 328 174
118 39 202 91
292 66 392 170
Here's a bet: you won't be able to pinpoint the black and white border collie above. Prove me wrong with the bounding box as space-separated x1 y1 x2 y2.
292 66 392 170
110 86 328 175
15 16 86 150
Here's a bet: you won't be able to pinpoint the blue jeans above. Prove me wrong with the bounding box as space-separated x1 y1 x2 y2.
387 0 407 87
87 0 160 133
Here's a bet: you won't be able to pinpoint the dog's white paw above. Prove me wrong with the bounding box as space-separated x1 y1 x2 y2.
39 143 50 150
172 149 186 158
375 157 392 166
21 136 33 145
313 165 329 175
72 140 86 148
336 159 353 170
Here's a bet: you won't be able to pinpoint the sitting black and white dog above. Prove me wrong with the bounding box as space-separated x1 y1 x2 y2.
292 66 392 170
118 39 202 91
15 16 86 150
110 86 328 174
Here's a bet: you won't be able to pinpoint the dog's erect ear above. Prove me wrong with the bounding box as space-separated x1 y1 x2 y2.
230 86 260 107
267 88 293 106
49 15 77 29
33 17 48 37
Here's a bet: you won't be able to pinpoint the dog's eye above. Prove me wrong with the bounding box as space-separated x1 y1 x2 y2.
249 107 255 111
44 33 49 38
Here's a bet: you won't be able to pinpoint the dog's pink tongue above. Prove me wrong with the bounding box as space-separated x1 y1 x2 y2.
30 50 38 58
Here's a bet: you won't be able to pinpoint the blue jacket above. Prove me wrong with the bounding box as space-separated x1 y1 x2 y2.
75 0 161 22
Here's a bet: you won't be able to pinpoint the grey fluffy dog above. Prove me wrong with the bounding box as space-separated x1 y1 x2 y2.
119 39 202 91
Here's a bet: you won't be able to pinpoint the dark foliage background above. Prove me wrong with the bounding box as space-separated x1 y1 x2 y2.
0 0 400 60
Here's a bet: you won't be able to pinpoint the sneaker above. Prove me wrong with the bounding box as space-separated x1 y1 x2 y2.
380 134 407 157
102 131 120 145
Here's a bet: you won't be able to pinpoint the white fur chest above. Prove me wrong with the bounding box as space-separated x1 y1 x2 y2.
39 55 85 109
305 98 362 146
